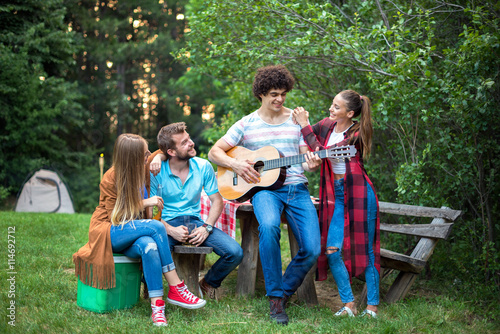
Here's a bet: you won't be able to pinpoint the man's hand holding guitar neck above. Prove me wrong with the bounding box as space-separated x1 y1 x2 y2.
302 147 322 172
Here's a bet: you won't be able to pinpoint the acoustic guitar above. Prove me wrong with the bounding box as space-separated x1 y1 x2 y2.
217 145 357 202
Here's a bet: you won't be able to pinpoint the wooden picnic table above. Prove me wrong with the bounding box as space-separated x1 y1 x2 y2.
234 200 461 305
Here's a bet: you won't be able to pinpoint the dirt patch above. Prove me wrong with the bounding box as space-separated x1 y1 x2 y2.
312 278 344 311
212 270 356 312
201 256 371 312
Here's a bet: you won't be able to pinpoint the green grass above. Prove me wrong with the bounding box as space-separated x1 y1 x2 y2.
0 212 498 333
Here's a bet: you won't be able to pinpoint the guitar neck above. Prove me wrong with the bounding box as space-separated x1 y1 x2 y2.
263 150 330 171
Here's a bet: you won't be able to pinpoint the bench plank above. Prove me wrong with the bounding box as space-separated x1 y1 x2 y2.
380 249 426 274
380 223 453 239
173 245 213 254
379 202 461 221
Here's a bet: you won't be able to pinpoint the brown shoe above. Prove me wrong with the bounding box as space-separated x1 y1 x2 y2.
199 278 219 301
269 297 289 325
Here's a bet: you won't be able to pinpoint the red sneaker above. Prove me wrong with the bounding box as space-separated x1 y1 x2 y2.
167 281 206 309
151 299 168 326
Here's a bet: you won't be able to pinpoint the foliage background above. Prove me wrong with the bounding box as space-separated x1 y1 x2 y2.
181 0 500 315
1 0 498 319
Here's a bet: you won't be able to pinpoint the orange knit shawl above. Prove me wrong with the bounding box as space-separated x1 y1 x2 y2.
73 168 117 289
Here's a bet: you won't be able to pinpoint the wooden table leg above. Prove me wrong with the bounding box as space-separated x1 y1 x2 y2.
173 253 203 297
236 214 260 296
172 246 213 298
288 227 318 305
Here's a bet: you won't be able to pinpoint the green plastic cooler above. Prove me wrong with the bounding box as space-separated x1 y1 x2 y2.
77 254 141 313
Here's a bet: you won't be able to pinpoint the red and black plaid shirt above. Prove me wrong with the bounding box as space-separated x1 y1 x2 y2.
301 118 380 281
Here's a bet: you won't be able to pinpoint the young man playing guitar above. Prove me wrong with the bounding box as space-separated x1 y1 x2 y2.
208 65 322 325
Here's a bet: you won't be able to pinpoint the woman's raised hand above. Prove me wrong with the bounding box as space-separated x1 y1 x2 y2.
292 107 310 128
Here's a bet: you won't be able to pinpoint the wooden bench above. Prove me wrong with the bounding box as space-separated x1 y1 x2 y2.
172 245 213 298
235 201 461 305
369 202 461 303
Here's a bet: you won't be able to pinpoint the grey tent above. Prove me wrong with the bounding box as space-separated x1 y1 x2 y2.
15 169 75 213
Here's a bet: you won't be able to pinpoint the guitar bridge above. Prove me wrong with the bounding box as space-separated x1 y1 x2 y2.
233 172 238 186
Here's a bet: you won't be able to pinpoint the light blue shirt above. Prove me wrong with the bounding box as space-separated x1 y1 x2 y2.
150 156 218 221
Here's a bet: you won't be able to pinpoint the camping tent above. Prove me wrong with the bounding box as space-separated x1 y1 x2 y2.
15 169 75 213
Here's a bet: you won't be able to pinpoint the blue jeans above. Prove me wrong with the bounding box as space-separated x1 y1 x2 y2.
252 183 321 298
327 178 379 305
166 215 243 288
110 219 175 298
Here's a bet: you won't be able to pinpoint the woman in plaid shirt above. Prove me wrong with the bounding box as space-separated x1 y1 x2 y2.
293 90 380 318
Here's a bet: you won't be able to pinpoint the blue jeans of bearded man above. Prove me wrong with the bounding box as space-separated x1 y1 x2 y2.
327 178 380 305
110 219 175 298
166 215 243 288
252 183 321 298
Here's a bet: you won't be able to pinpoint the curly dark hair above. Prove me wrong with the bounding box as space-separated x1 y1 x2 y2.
252 65 295 101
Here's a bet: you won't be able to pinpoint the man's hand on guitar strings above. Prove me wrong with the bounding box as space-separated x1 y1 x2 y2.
231 158 260 184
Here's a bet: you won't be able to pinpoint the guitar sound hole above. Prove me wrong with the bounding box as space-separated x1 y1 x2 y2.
254 160 264 174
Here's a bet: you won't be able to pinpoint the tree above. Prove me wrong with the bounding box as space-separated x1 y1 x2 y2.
0 0 87 206
64 0 226 149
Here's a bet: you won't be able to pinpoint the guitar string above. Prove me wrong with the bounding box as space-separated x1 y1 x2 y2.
263 146 355 171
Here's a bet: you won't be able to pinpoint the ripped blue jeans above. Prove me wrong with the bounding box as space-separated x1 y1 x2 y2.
110 219 175 298
327 178 379 306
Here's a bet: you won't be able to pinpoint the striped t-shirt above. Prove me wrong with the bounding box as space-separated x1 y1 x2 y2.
222 109 308 185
